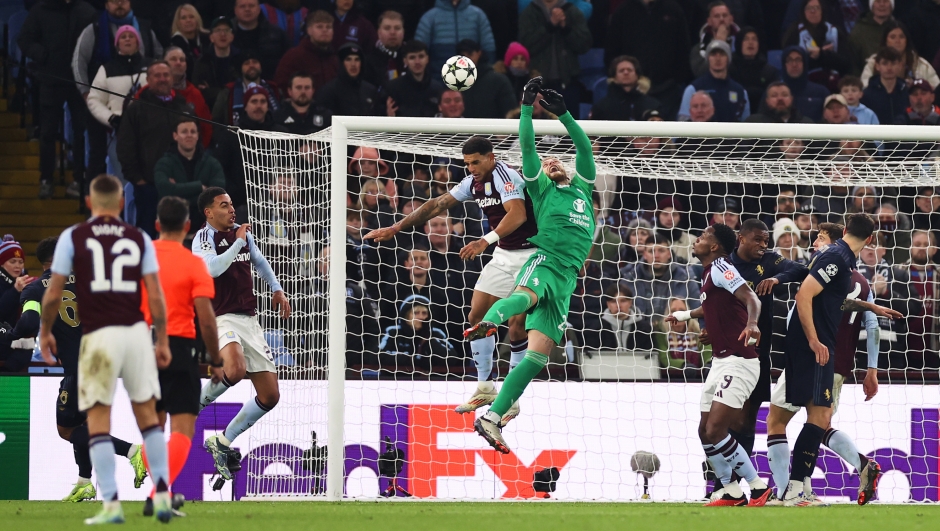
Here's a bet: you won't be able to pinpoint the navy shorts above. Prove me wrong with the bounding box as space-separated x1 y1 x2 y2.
747 343 772 405
56 374 86 428
155 337 202 416
784 343 835 408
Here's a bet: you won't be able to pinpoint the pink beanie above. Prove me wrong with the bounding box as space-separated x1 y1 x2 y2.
503 41 530 67
114 25 142 48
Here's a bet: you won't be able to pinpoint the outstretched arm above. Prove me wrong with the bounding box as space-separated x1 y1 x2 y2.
364 192 459 242
519 77 544 179
538 88 595 182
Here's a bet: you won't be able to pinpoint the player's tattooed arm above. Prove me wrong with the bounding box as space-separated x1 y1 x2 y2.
143 273 172 369
364 193 459 242
842 298 903 319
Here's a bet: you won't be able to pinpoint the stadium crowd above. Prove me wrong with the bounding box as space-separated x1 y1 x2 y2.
4 0 940 378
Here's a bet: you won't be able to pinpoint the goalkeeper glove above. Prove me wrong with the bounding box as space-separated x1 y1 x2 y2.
538 88 568 116
522 76 543 106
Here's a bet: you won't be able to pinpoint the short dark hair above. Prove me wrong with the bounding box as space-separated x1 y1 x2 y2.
740 218 768 235
157 196 191 232
605 282 634 301
377 10 403 26
707 1 728 14
36 237 58 265
176 114 198 131
90 174 122 196
838 75 863 91
461 136 493 156
401 40 428 57
711 223 737 255
148 59 171 73
288 71 313 89
764 80 789 98
817 222 844 241
647 231 672 246
845 213 876 240
198 186 229 212
875 46 902 63
609 55 641 78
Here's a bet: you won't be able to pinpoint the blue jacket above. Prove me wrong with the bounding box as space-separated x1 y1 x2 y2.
861 75 909 127
780 45 830 122
517 0 592 19
619 262 702 325
848 102 880 125
678 72 751 122
415 0 497 73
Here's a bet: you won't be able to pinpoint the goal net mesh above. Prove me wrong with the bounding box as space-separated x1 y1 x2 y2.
238 123 940 503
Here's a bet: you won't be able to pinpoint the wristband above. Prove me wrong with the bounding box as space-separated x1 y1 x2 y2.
671 310 692 322
390 223 402 235
209 359 224 368
482 231 500 245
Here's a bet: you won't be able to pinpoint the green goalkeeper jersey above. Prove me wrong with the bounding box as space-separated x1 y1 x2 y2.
519 106 597 269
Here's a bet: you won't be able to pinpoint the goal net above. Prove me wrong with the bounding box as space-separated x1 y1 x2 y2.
237 118 940 503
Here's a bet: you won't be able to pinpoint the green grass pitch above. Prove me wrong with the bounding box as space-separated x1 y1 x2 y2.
2 501 939 531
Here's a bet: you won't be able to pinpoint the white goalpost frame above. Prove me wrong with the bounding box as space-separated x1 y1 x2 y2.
310 116 940 501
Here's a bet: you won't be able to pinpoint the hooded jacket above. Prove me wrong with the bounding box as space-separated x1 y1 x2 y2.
780 45 830 122
518 0 592 84
619 261 702 324
18 0 96 82
385 70 445 118
232 15 289 80
316 62 381 117
414 0 497 74
590 82 660 121
729 28 779 114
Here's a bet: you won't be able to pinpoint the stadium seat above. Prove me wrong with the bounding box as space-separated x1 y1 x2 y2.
265 329 294 366
592 77 609 104
767 49 783 72
578 48 607 95
579 103 592 120
0 0 22 26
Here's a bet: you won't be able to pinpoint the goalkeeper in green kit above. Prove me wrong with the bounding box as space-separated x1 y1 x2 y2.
465 77 596 454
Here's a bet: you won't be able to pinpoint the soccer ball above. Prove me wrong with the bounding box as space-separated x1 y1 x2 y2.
441 55 477 92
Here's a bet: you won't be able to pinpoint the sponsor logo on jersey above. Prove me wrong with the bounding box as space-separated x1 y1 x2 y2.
573 198 586 213
484 182 492 196
476 197 502 208
219 239 229 247
504 182 515 193
724 270 736 281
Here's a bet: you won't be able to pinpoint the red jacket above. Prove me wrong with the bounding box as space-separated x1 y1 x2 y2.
274 38 339 92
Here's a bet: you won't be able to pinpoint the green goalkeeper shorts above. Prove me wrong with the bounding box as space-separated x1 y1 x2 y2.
514 250 579 345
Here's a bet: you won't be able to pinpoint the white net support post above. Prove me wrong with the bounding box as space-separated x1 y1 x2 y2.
239 117 940 502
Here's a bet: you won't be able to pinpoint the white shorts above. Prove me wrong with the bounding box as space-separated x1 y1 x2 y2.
78 322 161 411
771 372 844 414
475 246 538 299
700 356 761 412
217 313 276 374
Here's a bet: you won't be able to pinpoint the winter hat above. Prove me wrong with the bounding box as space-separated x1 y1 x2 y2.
706 40 732 64
399 294 432 317
114 25 142 48
0 235 24 265
243 82 271 105
337 42 363 62
870 0 894 9
772 218 800 245
504 41 530 67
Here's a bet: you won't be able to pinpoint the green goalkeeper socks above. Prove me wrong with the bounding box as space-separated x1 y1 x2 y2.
482 290 534 326
488 350 548 417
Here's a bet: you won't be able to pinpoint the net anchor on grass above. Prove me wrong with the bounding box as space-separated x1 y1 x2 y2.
379 436 411 497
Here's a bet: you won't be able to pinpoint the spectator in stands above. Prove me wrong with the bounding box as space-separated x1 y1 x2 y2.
344 210 382 301
783 0 854 84
860 20 940 89
780 46 830 122
0 236 31 327
348 146 391 199
605 0 692 119
363 10 406 92
212 50 281 127
687 90 716 123
213 83 286 221
620 233 701 338
193 16 238 109
570 258 612 352
378 293 457 377
655 197 694 264
822 93 852 123
620 217 653 263
862 46 910 124
231 0 289 79
709 197 741 230
689 1 740 77
379 247 437 324
20 0 96 199
317 43 380 117
275 10 338 92
436 90 465 118
455 39 517 119
597 283 650 351
849 0 896 72
153 116 225 229
85 25 147 182
678 40 750 122
877 202 913 263
331 0 376 51
849 185 880 216
777 138 807 160
729 27 778 115
773 218 810 264
169 3 211 81
905 229 940 368
425 214 481 341
273 72 331 134
519 0 592 115
839 75 880 123
655 297 710 375
913 186 940 231
895 78 940 124
590 56 661 121
117 60 188 238
763 188 800 227
905 0 940 70
495 41 539 103
260 0 308 47
355 178 397 231
165 47 213 147
745 81 814 123
415 0 496 74
385 40 445 117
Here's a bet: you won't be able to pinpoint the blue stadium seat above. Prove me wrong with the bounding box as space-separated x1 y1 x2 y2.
767 49 783 72
0 0 23 26
579 103 592 119
592 77 609 104
578 48 606 89
265 329 294 366
123 181 136 225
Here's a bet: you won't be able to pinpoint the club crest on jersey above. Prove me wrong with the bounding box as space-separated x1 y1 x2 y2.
225 331 236 339
573 198 586 213
724 270 736 281
484 182 492 196
825 388 831 401
59 389 68 404
756 265 764 276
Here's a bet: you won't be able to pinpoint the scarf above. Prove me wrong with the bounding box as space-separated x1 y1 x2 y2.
97 10 139 66
797 21 838 53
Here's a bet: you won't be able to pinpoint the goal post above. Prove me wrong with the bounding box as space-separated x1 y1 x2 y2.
238 116 940 503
